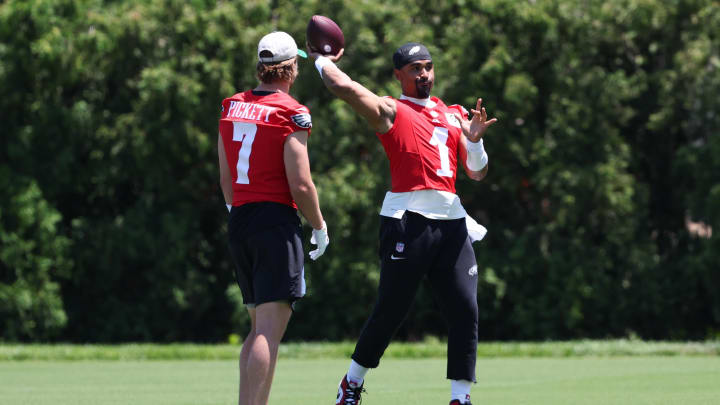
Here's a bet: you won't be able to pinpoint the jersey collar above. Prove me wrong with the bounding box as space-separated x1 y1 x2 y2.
399 94 437 109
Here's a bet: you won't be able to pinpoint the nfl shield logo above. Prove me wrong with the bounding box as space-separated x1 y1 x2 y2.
395 242 405 253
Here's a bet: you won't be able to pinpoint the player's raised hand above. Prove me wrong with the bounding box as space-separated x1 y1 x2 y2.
464 98 498 143
306 43 344 63
306 15 344 62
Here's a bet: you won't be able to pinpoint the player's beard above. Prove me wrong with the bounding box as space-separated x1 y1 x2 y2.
416 79 432 98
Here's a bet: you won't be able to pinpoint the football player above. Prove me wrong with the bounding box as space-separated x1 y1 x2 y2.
310 42 496 405
218 31 329 405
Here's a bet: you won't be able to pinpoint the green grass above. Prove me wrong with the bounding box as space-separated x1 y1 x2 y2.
1 357 719 404
1 339 718 361
1 341 718 404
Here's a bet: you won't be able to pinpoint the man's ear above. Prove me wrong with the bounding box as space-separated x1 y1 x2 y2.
393 68 401 81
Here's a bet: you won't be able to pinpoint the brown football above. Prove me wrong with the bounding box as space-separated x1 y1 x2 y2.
306 15 344 55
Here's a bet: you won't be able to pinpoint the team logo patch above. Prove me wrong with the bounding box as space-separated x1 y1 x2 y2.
409 46 420 55
468 265 478 277
291 113 312 128
395 242 405 253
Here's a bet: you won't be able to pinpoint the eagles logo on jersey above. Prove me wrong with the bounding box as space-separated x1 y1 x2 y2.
291 113 312 128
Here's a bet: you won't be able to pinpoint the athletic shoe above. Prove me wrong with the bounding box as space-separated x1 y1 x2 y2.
336 374 365 404
449 400 472 405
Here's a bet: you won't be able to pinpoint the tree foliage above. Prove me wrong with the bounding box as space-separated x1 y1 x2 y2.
1 0 718 342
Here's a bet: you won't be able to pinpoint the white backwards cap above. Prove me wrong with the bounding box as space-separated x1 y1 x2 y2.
257 31 307 63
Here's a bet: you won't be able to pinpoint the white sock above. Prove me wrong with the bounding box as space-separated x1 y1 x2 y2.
451 379 472 403
347 360 368 385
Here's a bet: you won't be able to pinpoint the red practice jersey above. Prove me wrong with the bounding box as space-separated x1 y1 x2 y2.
219 91 312 208
377 97 468 193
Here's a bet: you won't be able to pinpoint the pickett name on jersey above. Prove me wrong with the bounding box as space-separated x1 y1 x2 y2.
226 101 276 122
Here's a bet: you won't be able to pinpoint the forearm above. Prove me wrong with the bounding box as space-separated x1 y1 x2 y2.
217 134 234 204
315 56 355 99
314 56 395 133
465 139 488 171
290 182 324 230
466 163 488 181
462 138 489 181
219 176 233 204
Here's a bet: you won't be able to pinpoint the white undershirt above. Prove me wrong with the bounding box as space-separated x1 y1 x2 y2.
379 95 487 241
379 189 467 219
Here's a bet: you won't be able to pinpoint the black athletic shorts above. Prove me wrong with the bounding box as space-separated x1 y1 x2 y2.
227 202 305 307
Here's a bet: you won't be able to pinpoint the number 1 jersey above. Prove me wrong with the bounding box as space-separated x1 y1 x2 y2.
219 91 312 208
377 97 468 194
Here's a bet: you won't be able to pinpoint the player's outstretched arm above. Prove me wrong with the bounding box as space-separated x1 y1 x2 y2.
308 47 396 134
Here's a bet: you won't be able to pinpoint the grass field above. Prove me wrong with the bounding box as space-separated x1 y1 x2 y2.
1 341 718 405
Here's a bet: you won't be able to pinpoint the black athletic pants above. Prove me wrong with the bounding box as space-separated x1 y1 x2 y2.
351 211 479 382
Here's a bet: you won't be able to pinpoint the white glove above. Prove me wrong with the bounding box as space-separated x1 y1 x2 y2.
226 204 232 212
309 221 329 260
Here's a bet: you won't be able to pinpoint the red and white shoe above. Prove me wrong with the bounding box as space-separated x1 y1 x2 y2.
449 395 472 405
336 374 365 404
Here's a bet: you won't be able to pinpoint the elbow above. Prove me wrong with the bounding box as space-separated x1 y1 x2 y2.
289 180 315 197
467 172 484 182
474 165 489 181
465 164 488 182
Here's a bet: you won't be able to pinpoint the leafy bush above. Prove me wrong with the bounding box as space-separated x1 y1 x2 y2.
0 0 718 342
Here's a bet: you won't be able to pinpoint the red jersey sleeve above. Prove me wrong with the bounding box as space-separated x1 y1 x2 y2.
283 105 312 135
447 104 469 120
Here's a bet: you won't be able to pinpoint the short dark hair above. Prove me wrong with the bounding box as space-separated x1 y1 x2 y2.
256 57 296 84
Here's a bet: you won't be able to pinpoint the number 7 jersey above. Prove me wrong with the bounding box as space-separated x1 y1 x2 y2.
219 91 312 208
377 96 468 193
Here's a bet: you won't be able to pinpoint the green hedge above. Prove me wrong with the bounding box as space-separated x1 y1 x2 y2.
1 0 719 342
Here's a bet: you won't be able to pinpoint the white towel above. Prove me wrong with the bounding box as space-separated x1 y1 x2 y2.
465 215 487 242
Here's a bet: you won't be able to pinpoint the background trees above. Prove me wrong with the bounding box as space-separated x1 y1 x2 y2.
1 0 718 342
